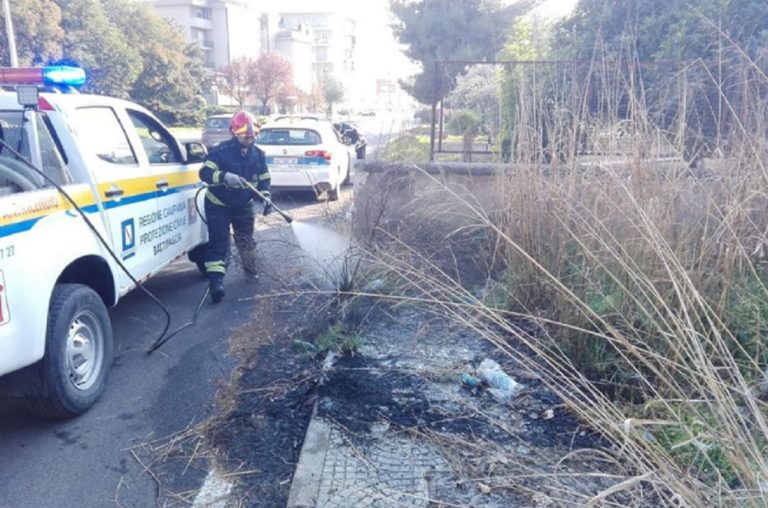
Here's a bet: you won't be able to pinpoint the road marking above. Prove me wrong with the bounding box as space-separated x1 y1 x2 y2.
192 470 233 508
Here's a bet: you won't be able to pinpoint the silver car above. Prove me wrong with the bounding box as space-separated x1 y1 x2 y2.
201 113 232 149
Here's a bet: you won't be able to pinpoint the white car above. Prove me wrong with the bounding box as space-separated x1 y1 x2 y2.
256 116 352 201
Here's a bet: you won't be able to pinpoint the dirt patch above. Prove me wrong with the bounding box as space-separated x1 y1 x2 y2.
205 292 332 507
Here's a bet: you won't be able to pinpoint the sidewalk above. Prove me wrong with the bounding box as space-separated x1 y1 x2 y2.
285 305 616 508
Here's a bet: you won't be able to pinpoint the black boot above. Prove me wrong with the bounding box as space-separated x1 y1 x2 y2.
209 278 225 304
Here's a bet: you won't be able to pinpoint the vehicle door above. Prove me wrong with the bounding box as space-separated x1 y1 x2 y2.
0 107 80 373
123 109 204 269
68 106 160 291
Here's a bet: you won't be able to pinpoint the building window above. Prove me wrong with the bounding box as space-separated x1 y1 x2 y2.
193 7 212 20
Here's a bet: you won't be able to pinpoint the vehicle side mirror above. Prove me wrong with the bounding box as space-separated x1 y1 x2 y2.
342 136 353 145
185 142 207 163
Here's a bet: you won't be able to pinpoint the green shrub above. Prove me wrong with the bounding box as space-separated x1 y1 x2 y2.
376 134 430 162
446 109 481 136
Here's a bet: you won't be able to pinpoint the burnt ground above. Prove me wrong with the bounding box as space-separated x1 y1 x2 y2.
206 292 330 506
132 204 646 507
196 289 625 508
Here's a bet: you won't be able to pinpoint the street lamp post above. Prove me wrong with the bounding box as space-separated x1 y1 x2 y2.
2 0 18 67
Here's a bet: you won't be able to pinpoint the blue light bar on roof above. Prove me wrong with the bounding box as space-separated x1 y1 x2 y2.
42 66 86 86
0 65 85 87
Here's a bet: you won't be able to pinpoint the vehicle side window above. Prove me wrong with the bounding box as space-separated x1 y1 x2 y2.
0 111 70 193
127 111 182 165
71 107 137 165
36 113 70 186
205 118 228 129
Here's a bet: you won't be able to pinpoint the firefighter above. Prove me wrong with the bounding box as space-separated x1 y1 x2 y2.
199 110 272 303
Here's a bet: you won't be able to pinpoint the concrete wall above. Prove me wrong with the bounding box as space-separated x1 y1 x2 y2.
351 161 501 245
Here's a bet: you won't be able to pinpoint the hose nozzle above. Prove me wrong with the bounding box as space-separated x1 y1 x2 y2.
244 181 294 224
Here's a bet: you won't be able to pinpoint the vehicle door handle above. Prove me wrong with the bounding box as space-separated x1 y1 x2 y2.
104 186 124 198
156 179 169 190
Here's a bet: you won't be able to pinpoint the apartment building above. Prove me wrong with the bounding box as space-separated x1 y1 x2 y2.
275 11 356 88
137 0 262 70
272 23 314 94
139 0 359 107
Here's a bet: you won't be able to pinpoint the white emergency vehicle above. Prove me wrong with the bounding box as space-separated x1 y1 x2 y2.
0 66 208 417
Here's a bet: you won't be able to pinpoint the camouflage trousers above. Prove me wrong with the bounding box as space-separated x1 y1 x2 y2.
204 200 257 278
233 226 257 275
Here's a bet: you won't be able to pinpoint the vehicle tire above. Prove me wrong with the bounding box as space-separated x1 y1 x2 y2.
25 284 113 419
328 170 341 201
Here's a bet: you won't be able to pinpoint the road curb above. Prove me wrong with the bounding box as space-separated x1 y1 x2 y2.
286 412 332 508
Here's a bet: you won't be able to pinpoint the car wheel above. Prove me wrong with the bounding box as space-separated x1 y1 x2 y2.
328 169 341 201
25 284 113 418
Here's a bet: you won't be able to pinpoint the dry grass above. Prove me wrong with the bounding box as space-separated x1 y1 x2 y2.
358 41 768 507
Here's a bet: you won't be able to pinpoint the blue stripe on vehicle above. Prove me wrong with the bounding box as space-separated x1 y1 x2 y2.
0 184 197 239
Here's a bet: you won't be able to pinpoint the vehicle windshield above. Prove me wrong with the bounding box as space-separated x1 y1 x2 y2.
205 117 229 129
257 128 321 145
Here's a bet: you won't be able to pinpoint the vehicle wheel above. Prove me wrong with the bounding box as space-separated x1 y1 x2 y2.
25 284 113 418
328 171 340 201
342 155 352 186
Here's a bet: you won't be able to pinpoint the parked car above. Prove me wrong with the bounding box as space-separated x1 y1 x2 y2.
256 116 352 201
201 113 232 149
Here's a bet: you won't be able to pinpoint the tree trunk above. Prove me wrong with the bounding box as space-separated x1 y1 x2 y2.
462 129 475 162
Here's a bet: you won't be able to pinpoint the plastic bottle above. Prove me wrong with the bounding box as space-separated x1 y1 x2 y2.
477 358 522 402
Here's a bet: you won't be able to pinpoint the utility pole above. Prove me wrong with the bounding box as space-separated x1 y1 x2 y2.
2 0 18 67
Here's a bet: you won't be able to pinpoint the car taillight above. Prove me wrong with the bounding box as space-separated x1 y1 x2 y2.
305 150 332 161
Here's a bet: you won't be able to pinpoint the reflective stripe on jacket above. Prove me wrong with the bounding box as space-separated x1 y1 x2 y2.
199 137 271 208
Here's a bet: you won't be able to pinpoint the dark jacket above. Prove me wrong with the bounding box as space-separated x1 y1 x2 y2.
198 137 271 208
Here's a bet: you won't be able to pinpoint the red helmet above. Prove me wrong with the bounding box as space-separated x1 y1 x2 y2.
230 110 258 137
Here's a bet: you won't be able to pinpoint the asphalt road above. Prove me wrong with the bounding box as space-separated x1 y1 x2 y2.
0 187 354 508
0 257 253 507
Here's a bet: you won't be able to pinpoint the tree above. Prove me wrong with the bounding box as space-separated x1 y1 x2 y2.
321 77 344 116
446 64 502 135
53 0 140 98
275 83 302 114
390 0 534 105
554 0 768 63
0 0 63 66
219 57 256 108
250 52 293 115
552 0 768 158
103 0 207 124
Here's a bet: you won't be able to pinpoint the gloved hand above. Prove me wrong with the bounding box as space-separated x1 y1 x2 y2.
261 191 273 216
223 172 245 188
